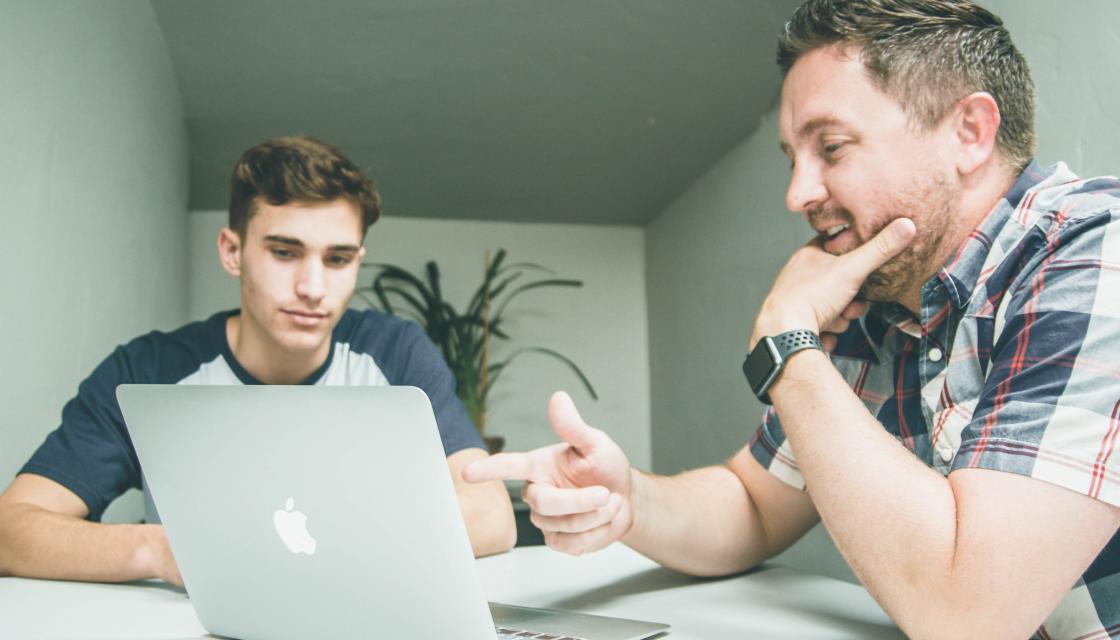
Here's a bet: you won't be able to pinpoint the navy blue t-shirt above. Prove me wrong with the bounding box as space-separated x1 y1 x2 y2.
21 309 484 521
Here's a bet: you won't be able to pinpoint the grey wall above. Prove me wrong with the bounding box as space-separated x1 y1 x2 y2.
644 0 1120 582
187 212 652 468
0 1 188 523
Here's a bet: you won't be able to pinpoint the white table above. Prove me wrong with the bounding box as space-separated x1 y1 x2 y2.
0 545 901 639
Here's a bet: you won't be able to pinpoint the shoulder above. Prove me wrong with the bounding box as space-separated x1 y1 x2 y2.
985 169 1120 294
1019 169 1120 246
1023 168 1120 224
334 308 427 355
110 311 231 383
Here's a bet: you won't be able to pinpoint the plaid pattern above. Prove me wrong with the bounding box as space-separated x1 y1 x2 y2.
750 161 1120 638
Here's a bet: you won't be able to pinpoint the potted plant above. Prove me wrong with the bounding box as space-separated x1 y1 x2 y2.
357 249 597 453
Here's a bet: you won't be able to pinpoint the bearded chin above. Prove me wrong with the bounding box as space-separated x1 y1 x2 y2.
858 249 920 302
858 266 901 302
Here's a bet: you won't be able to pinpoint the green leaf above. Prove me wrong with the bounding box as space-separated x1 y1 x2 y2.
359 252 595 429
492 279 583 321
373 285 430 323
484 347 597 402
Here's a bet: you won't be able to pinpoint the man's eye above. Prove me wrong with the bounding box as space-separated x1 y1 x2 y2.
327 255 353 266
271 248 295 259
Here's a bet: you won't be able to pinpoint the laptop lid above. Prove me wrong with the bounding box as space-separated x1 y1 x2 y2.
118 384 496 640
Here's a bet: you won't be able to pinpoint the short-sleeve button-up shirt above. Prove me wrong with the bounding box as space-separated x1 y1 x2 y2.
750 160 1120 638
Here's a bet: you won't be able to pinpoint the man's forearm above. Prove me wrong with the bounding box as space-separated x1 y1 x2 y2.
0 502 166 583
621 466 776 576
770 350 998 635
458 484 516 557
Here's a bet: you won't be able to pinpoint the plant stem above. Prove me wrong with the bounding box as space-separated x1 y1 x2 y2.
479 249 491 434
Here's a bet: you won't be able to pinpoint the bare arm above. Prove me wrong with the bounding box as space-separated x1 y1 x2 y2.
0 473 181 585
771 351 1120 638
448 448 516 557
465 392 817 575
749 217 1120 636
621 445 818 576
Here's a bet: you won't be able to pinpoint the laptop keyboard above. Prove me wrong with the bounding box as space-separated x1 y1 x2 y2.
495 627 587 640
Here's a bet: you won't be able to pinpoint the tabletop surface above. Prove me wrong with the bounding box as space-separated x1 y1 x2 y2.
0 544 902 639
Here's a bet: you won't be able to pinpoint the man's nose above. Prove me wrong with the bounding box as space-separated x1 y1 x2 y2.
785 160 828 214
295 260 326 303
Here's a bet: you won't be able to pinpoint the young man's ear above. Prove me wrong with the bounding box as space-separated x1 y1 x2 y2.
954 91 1001 176
217 228 243 277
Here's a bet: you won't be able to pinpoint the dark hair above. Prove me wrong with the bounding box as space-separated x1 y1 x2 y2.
228 135 382 237
777 0 1035 170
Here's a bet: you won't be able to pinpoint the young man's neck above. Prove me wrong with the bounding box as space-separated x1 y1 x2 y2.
225 314 331 385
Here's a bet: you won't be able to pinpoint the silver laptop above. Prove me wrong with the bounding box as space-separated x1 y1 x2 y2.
117 384 669 640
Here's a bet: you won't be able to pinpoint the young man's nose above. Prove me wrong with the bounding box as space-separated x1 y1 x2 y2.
295 260 326 302
785 161 828 214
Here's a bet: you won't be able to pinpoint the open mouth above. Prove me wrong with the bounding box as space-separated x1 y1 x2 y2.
824 223 850 239
822 223 855 254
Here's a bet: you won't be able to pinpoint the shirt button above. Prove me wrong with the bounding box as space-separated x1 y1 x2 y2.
928 347 944 362
939 447 953 463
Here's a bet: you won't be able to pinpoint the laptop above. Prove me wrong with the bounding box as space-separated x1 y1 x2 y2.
117 384 669 640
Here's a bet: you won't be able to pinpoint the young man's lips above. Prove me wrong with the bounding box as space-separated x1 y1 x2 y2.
283 310 328 325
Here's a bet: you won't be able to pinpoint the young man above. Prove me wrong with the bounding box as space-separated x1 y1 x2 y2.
0 136 515 587
466 1 1120 637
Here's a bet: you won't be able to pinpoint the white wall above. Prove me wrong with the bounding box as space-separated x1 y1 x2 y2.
188 212 652 468
0 2 188 522
986 0 1120 179
644 0 1120 582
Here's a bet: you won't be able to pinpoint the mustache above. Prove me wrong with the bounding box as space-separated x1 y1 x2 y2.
807 206 854 231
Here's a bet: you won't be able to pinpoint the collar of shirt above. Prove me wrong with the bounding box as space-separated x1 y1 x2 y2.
832 159 1077 362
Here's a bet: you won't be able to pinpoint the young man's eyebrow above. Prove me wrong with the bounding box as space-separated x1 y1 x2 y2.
263 235 360 253
263 235 304 247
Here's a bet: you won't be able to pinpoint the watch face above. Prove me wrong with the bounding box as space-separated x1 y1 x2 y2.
743 341 780 394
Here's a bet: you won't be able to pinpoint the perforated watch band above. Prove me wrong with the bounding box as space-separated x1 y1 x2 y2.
742 329 822 404
773 329 821 357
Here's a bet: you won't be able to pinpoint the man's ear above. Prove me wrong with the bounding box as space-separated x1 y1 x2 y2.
954 91 1001 176
217 228 243 277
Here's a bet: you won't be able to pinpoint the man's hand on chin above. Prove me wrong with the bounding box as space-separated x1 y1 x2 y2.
750 218 916 351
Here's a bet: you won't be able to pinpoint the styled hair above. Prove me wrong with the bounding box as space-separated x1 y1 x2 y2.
228 135 382 237
777 0 1036 170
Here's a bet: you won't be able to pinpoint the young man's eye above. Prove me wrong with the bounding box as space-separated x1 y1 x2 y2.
271 247 295 259
326 255 354 266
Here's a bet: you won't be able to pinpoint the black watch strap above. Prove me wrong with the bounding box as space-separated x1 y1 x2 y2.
743 329 822 404
773 329 822 357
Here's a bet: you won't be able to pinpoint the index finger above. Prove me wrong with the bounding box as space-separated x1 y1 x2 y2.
462 452 536 483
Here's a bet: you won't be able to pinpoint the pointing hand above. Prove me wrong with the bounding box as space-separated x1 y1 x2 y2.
463 391 633 555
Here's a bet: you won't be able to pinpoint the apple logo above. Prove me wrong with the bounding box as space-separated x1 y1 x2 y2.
273 497 317 555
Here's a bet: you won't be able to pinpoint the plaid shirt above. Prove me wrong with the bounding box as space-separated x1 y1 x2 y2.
750 161 1120 639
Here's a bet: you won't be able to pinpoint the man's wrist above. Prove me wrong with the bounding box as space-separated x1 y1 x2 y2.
745 329 823 404
750 313 818 351
767 347 830 403
619 467 645 546
127 524 159 579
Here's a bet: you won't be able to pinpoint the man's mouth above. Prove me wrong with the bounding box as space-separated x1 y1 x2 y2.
821 223 856 254
283 310 328 326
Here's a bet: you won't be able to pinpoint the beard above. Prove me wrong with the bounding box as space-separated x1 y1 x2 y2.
811 169 959 303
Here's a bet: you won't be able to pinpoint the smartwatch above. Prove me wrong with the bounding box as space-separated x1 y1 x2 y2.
742 329 822 404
